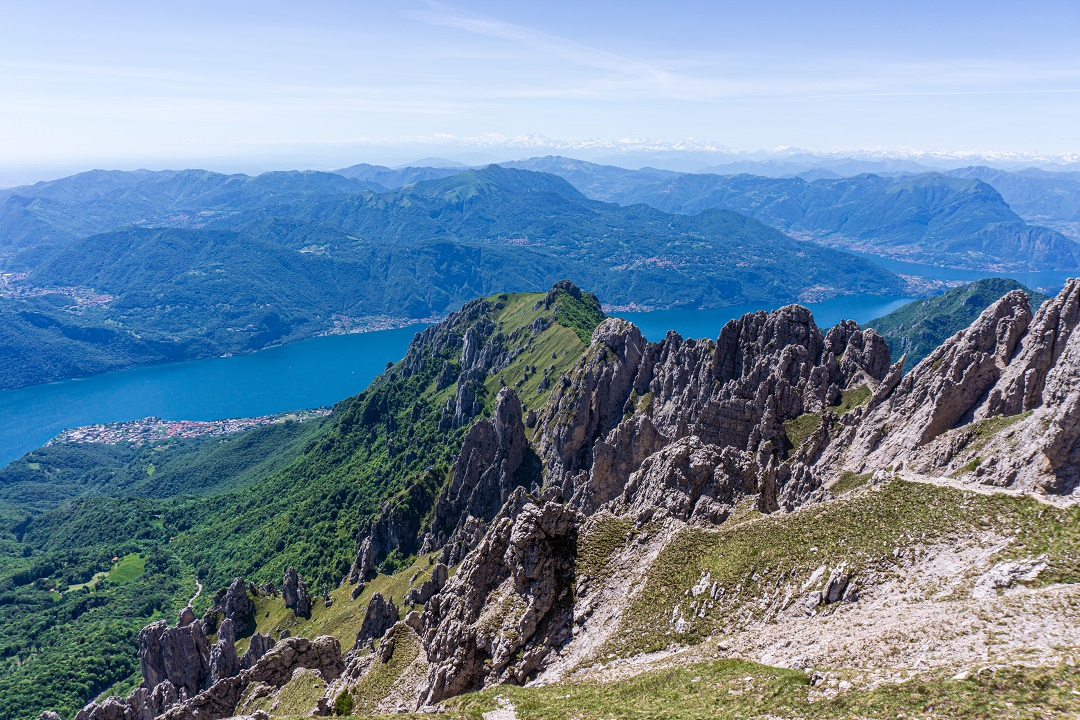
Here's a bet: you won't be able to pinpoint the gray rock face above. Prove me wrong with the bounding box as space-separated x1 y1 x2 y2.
531 306 892 514
240 632 276 670
177 606 197 627
822 280 1080 495
355 593 399 649
420 488 580 705
220 577 255 631
405 563 449 606
208 618 239 683
282 567 311 618
137 618 211 697
349 537 376 584
431 388 532 549
614 436 756 525
158 636 343 720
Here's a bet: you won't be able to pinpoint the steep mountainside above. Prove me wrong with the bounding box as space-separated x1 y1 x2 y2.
613 172 1080 270
0 166 901 388
0 285 604 719
946 166 1080 239
12 278 1080 720
868 278 1049 369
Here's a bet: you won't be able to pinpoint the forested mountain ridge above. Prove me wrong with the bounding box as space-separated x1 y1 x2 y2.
487 156 1080 271
0 284 605 719
0 166 901 388
868 277 1049 369
612 171 1080 270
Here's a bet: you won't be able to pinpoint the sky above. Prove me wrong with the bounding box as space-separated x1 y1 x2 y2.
1 0 1079 173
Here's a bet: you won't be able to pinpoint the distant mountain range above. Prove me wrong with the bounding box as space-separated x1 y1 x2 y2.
3 155 1079 388
0 165 899 388
502 157 1080 270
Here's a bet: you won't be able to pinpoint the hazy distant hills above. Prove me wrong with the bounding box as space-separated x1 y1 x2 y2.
0 169 385 258
500 156 678 201
493 158 1080 271
0 165 900 387
945 166 1080 238
332 163 459 189
613 171 1080 270
4 156 1079 387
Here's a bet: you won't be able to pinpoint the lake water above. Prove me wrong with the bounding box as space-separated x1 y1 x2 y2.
847 251 1077 294
616 294 914 342
0 326 425 466
5 249 1074 467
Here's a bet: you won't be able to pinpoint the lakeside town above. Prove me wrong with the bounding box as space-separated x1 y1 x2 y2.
0 271 114 310
48 407 332 446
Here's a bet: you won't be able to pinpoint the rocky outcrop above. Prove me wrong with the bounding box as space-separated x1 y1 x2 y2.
614 436 756 525
531 306 892 514
355 593 399 649
823 280 1080 495
138 617 211 696
282 567 311 618
177 606 197 627
208 618 239 683
217 578 255 632
158 636 343 720
405 563 448 606
74 682 178 720
349 537 376 584
240 632 275 670
420 488 580 704
978 279 1080 418
430 388 534 549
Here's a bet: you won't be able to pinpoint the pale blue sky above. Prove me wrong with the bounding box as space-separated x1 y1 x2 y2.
1 0 1079 168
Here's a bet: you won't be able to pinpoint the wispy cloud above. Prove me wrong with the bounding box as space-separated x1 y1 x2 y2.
406 2 1080 103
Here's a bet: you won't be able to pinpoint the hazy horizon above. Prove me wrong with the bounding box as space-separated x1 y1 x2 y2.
2 0 1078 178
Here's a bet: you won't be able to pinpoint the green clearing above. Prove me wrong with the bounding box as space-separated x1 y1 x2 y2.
829 384 871 415
107 553 146 583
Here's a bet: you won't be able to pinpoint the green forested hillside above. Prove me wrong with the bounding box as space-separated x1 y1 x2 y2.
0 166 901 388
612 172 1080 270
0 285 603 719
867 278 1049 370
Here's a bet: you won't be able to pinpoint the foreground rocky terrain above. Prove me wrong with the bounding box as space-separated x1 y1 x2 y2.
55 280 1080 719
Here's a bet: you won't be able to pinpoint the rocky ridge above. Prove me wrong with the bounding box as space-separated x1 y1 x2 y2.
64 280 1080 720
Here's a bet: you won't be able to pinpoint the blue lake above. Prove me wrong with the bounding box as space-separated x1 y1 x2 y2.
4 250 1075 467
848 251 1077 294
0 326 425 466
616 294 914 342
